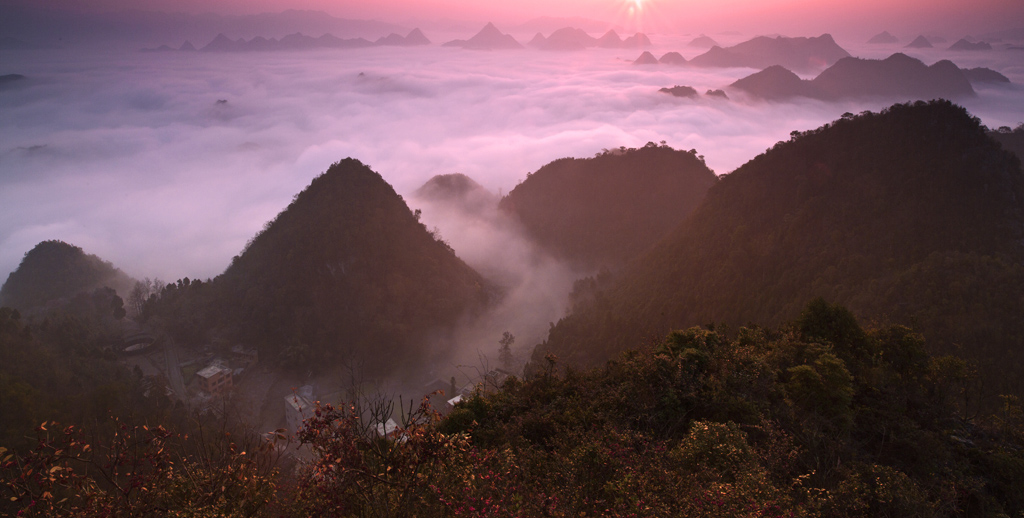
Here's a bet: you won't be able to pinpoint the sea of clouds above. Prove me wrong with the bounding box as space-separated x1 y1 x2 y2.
1 32 1022 294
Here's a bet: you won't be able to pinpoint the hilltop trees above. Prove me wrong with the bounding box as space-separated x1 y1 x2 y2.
273 300 1024 517
0 240 135 312
500 143 717 270
533 101 1024 396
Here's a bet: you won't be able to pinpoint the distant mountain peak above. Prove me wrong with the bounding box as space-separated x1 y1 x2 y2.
633 51 659 65
867 31 899 44
905 35 933 48
442 22 522 49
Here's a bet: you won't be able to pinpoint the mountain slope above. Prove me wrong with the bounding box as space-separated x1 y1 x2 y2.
212 158 489 373
531 101 1024 393
0 240 134 311
499 144 717 271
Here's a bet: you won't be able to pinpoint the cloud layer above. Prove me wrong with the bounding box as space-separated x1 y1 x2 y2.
2 36 1022 288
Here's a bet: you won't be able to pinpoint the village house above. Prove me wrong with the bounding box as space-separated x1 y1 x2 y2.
196 362 233 396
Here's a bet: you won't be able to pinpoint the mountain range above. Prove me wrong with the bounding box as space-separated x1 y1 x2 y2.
867 31 899 44
528 27 651 50
731 53 978 100
949 38 993 51
145 28 432 52
442 23 523 50
687 34 850 71
0 6 409 48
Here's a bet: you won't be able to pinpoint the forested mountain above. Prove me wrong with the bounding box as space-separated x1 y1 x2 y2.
215 159 488 374
0 240 135 311
533 101 1024 396
498 144 718 271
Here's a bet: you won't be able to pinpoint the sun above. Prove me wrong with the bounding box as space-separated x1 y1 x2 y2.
616 0 664 33
624 0 656 17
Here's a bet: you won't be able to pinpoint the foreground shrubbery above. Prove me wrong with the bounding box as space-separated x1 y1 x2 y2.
284 300 1024 517
4 300 1024 517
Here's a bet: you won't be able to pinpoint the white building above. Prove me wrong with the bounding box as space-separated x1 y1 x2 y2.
284 393 314 434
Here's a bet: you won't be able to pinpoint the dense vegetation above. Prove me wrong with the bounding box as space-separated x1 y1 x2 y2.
139 159 492 376
0 297 138 451
499 144 717 270
989 124 1024 162
6 301 1023 516
534 101 1024 397
0 240 135 312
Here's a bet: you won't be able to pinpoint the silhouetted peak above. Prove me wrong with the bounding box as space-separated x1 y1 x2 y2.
415 173 489 201
906 35 932 48
443 22 522 49
659 51 687 65
962 67 1011 84
405 28 430 45
622 32 652 47
949 38 992 51
882 52 919 64
659 85 698 97
687 34 718 48
633 51 658 64
867 31 898 44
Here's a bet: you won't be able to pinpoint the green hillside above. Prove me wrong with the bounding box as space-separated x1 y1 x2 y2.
499 144 718 270
202 158 490 375
0 240 135 311
533 101 1024 395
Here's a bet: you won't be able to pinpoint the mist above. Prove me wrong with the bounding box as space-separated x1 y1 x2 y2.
2 30 1023 297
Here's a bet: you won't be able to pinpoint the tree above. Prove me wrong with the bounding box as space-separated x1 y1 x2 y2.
498 331 515 372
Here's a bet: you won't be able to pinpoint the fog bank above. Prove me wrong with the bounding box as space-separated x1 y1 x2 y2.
2 35 1023 284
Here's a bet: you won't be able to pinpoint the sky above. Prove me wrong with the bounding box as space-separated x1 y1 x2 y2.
7 0 1024 39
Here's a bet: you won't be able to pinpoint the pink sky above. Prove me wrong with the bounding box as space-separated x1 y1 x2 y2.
18 0 1024 37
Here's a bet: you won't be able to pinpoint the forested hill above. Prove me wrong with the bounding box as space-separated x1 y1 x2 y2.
170 158 490 375
499 144 718 271
413 173 498 214
533 101 1024 392
0 240 135 311
990 125 1024 163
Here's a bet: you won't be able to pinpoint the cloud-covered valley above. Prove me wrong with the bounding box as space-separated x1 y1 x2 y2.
2 34 1023 290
